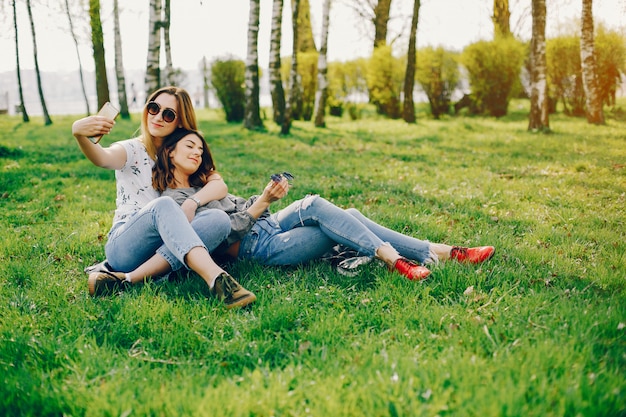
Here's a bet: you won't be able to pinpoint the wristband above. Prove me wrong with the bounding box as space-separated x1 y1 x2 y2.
187 196 201 207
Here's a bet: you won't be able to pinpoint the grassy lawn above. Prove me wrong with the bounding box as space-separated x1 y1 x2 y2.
0 102 625 416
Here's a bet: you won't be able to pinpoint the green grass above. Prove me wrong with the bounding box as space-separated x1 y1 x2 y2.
1 101 625 416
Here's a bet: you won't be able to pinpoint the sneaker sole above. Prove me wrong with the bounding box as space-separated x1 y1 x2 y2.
225 293 257 309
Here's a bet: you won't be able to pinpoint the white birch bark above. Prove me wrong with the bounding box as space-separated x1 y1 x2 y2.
145 0 162 97
580 0 605 124
244 0 263 130
269 0 286 125
313 0 331 127
528 0 549 131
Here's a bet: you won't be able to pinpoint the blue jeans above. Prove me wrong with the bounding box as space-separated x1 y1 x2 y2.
237 195 434 266
105 196 231 272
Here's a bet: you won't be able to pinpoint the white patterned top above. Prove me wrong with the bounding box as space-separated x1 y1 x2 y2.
111 138 159 226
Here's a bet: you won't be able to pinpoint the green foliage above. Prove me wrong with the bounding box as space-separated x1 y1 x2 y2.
366 45 403 118
546 27 626 116
327 59 369 115
280 52 319 121
1 105 625 415
415 47 461 119
594 26 626 107
461 38 526 117
210 58 245 122
547 35 586 116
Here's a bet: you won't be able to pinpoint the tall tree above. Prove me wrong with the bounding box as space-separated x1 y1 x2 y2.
281 0 300 135
580 0 605 124
269 0 286 124
292 0 316 53
12 0 29 122
313 0 331 127
145 0 162 97
493 0 511 39
89 0 110 110
162 0 174 85
26 0 52 125
201 56 210 109
244 0 263 130
113 0 130 118
402 0 420 123
64 0 90 116
528 0 549 131
373 0 392 47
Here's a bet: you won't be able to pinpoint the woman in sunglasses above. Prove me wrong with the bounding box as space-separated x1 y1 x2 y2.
71 86 255 309
134 128 495 282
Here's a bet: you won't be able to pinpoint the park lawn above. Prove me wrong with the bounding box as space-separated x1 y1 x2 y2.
0 102 625 416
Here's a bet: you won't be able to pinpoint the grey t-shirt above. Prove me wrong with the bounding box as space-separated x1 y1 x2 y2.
161 187 270 249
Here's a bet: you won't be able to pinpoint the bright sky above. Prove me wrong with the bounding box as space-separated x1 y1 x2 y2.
1 0 624 74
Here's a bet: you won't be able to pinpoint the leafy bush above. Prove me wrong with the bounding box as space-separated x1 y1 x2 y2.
415 47 461 119
461 38 525 117
546 27 626 116
546 36 585 116
366 45 403 119
211 58 245 122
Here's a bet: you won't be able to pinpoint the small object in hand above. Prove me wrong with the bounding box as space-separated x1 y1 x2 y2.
270 171 294 183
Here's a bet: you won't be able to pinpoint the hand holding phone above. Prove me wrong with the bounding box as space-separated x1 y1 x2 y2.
88 102 120 144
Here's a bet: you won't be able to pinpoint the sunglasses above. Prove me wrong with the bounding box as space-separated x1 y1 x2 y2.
146 101 177 123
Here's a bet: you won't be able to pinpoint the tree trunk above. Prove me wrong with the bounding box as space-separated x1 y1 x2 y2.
12 0 29 122
291 0 316 53
270 0 286 125
281 0 300 135
580 0 605 124
64 0 90 116
201 56 210 109
145 0 162 97
244 0 263 130
402 0 420 124
313 0 331 128
89 0 110 110
528 0 549 131
493 0 511 39
163 0 174 85
113 0 130 119
26 0 52 125
373 0 392 48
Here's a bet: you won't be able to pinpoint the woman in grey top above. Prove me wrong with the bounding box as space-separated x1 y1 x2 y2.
148 129 495 282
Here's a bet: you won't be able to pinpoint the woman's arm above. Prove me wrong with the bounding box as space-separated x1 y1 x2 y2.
72 116 126 170
181 173 228 221
245 177 289 219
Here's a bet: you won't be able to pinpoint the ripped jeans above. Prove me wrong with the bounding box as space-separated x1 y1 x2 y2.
236 195 434 266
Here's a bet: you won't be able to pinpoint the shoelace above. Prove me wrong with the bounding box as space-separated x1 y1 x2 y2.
219 274 236 296
450 247 468 259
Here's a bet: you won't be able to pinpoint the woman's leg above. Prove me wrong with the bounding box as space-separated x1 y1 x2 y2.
100 197 254 307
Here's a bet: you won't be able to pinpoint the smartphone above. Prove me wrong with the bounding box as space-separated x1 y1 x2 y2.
88 102 120 144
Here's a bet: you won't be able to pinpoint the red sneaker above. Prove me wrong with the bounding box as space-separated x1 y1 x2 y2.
392 258 431 281
450 246 495 264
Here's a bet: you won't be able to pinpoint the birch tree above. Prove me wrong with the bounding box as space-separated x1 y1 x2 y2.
113 0 129 118
89 0 110 110
162 0 174 85
493 0 511 39
12 0 29 122
64 0 90 116
145 0 162 97
580 0 605 124
528 0 549 131
282 0 300 135
26 0 52 125
244 0 263 130
402 0 420 123
269 0 285 125
313 0 331 127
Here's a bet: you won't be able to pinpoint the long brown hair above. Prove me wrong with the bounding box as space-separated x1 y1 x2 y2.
140 86 197 160
152 128 217 193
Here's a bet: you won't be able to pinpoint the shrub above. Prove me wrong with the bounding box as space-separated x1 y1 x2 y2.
366 45 403 119
546 36 585 116
415 47 461 119
211 58 245 123
595 26 626 108
461 38 525 117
